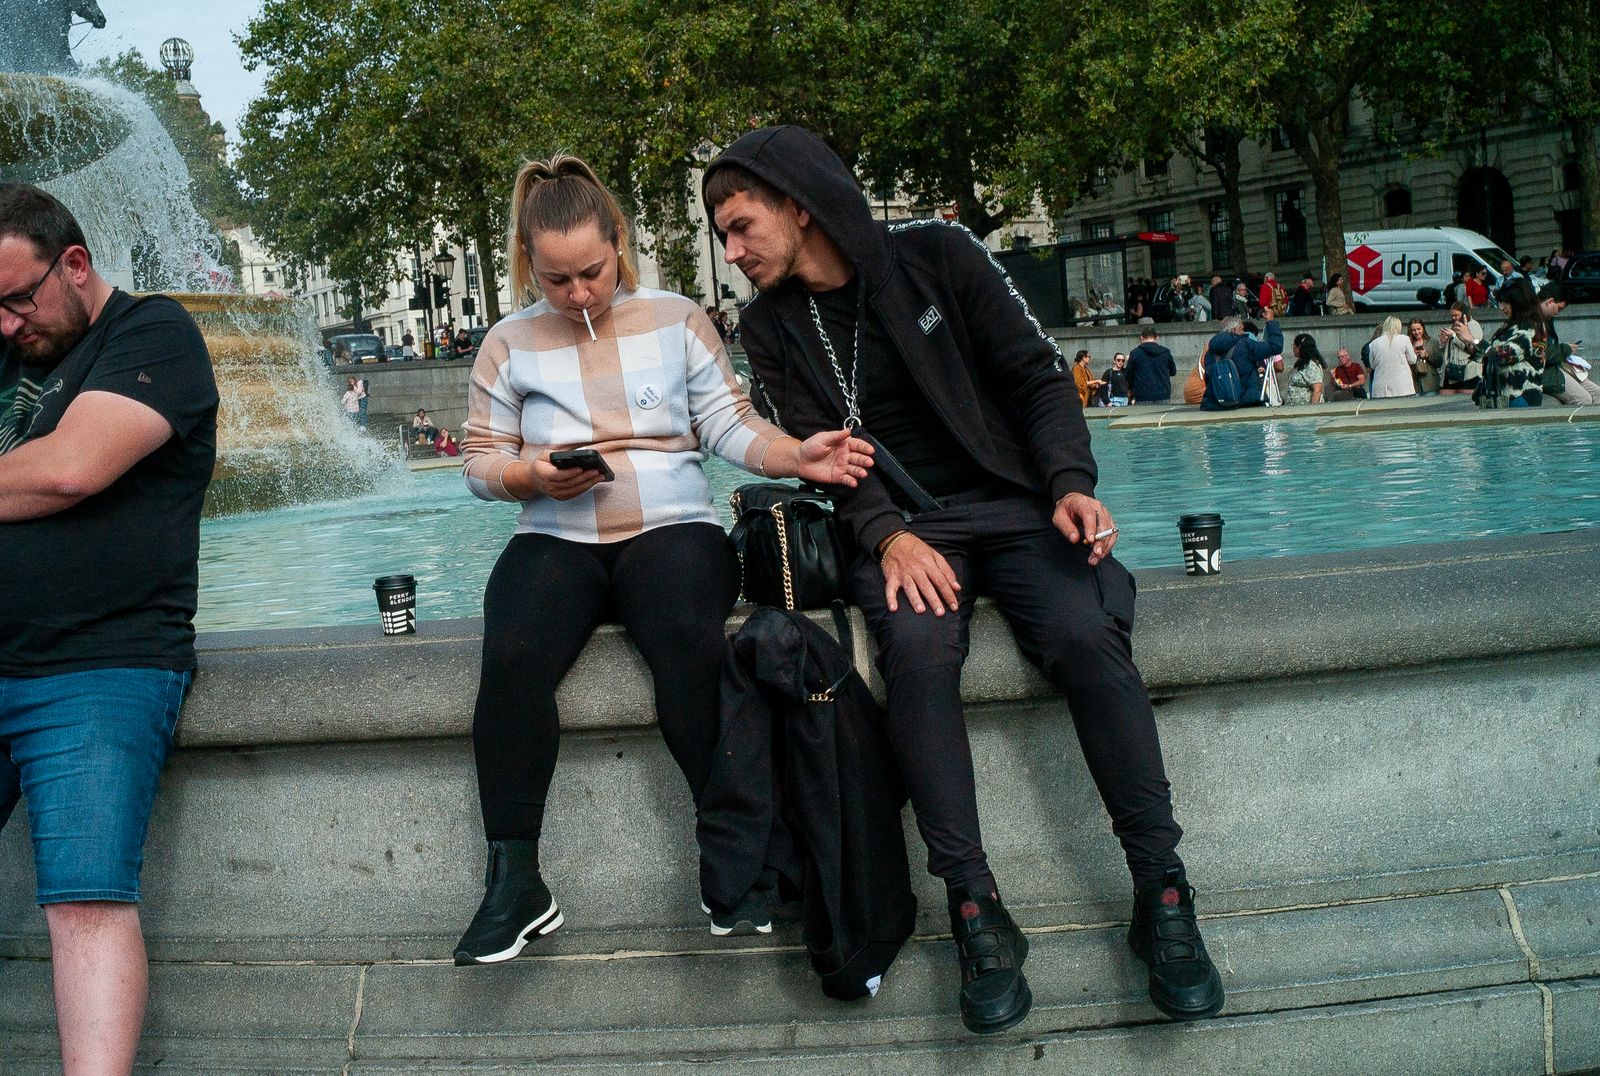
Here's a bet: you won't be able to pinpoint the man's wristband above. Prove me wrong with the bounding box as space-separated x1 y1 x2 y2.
877 530 910 561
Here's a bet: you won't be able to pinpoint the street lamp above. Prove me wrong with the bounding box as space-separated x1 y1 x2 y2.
430 247 456 347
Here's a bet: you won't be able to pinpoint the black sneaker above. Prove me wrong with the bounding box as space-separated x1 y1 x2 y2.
1127 869 1224 1020
700 888 772 936
949 889 1032 1034
453 840 562 966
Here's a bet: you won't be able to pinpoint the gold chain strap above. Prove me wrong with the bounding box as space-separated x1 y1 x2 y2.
764 499 832 701
770 502 796 611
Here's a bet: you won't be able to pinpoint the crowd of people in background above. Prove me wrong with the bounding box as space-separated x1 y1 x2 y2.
1077 275 1590 411
1115 245 1583 329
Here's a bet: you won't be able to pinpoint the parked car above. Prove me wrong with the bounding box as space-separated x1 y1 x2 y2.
326 333 385 364
384 344 405 361
1555 251 1600 304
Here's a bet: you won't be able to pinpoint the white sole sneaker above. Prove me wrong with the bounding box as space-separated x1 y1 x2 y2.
460 903 563 964
700 900 772 937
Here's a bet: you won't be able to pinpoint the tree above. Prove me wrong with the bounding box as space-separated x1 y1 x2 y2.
237 0 540 324
1013 0 1294 270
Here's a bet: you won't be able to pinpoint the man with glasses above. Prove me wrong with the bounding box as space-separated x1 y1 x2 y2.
0 183 217 1071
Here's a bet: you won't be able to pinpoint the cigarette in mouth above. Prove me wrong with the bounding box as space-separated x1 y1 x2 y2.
582 308 596 341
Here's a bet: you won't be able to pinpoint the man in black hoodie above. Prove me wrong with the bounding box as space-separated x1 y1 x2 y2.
703 126 1223 1033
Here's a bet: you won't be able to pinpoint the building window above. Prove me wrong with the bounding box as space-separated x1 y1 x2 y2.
1090 164 1109 190
1382 186 1413 218
1143 156 1168 179
1564 160 1581 192
1082 218 1114 240
465 252 480 293
1268 127 1292 152
262 267 275 284
1273 187 1307 262
1207 202 1231 270
1145 210 1176 279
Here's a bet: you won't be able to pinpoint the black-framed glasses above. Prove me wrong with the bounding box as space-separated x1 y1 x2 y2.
0 248 68 317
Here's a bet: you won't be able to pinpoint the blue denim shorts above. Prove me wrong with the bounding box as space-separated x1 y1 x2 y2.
0 667 190 905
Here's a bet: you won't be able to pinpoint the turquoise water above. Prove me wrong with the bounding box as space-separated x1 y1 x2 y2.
196 419 1600 633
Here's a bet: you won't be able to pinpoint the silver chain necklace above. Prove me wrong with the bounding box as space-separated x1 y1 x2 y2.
807 295 862 428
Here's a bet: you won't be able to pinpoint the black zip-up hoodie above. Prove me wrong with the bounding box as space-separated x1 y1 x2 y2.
703 126 1096 555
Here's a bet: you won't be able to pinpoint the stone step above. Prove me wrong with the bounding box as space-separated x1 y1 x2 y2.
3 881 1597 1071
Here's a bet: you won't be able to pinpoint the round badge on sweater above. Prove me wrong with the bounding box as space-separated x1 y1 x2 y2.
636 384 662 410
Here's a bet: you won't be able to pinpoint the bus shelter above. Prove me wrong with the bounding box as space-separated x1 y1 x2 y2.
992 232 1178 327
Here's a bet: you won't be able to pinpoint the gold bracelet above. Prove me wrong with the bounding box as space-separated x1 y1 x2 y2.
878 530 910 562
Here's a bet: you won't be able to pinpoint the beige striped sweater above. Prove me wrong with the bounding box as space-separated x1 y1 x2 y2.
462 287 782 542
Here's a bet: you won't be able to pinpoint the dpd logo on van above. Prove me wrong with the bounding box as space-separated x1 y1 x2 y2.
1347 244 1383 295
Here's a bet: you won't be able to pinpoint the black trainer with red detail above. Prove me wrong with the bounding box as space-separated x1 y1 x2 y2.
1127 869 1224 1020
948 888 1032 1034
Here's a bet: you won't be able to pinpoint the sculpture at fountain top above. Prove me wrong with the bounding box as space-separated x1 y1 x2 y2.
0 0 107 74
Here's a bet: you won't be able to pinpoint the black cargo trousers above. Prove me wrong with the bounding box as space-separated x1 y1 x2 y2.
850 490 1185 893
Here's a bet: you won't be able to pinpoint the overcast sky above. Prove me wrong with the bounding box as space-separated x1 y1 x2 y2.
74 0 267 144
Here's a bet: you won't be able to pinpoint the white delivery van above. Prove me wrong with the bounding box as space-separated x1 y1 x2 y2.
1340 227 1524 310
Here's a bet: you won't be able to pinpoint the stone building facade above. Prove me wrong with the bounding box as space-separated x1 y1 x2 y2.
1046 104 1585 285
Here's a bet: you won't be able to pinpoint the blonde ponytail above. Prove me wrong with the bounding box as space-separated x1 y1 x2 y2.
507 154 639 307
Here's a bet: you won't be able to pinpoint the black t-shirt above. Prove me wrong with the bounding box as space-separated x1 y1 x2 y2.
0 290 218 676
1103 366 1130 397
809 279 988 501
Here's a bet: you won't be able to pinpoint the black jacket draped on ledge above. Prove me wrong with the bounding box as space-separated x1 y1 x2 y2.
696 607 916 1000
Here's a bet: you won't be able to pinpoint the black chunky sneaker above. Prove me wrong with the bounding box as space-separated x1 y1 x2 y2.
948 888 1032 1034
453 840 562 966
700 888 772 937
1127 869 1224 1020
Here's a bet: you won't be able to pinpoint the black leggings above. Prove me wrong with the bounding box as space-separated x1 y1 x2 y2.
472 523 740 843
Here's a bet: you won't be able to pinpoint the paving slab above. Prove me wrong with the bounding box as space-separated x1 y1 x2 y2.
1552 977 1600 1074
347 984 1549 1074
1508 875 1600 980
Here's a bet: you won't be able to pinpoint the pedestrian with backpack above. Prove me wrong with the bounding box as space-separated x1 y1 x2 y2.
1200 316 1283 411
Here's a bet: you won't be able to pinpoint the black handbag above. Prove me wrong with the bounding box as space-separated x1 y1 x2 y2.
728 483 847 610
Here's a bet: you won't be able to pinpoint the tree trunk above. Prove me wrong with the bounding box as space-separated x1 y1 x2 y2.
1575 116 1600 249
1289 116 1349 287
472 218 503 325
1195 128 1248 276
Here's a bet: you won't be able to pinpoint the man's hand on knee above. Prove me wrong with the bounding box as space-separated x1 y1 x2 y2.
878 532 960 616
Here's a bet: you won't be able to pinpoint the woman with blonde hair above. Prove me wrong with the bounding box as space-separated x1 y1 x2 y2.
1367 315 1417 398
454 154 874 963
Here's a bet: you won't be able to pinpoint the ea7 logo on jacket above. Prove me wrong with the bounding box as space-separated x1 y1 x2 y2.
917 306 942 334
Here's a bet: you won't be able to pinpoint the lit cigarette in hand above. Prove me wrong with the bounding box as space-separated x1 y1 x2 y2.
1092 526 1118 541
582 308 597 341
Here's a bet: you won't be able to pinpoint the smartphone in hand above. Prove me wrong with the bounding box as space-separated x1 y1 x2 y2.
549 449 615 482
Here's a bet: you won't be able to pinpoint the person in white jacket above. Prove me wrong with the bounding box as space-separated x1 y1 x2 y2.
1367 316 1417 398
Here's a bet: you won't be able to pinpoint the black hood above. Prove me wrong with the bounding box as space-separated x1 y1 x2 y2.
702 125 889 292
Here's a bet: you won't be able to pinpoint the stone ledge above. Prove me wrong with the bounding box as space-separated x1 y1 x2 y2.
183 529 1600 748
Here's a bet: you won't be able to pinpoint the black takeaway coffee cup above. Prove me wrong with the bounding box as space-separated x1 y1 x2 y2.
373 574 417 634
1177 514 1225 576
